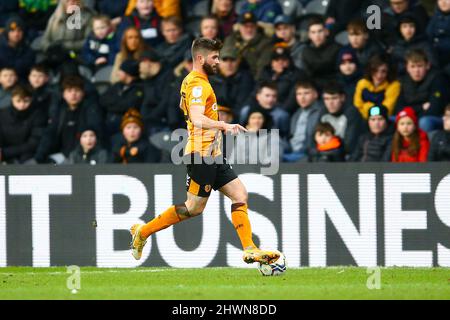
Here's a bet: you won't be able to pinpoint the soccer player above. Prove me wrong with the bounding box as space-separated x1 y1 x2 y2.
130 38 280 265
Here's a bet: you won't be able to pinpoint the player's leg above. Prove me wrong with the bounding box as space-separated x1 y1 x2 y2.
219 178 280 265
130 193 208 260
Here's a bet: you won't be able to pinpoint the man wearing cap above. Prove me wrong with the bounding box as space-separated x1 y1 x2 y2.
99 59 144 138
139 50 173 135
239 0 282 24
210 46 255 114
336 47 362 102
351 105 395 162
0 15 35 80
259 45 307 106
272 15 304 70
222 11 272 80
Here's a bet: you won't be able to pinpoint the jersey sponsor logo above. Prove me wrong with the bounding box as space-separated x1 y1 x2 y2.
192 86 203 98
191 98 202 104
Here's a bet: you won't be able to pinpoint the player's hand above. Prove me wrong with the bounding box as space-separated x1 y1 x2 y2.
222 123 248 135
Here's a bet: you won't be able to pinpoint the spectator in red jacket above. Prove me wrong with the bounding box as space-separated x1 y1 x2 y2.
391 106 429 162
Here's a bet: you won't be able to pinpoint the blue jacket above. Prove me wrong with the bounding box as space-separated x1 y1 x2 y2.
0 34 35 79
82 31 118 67
427 8 450 65
240 0 282 23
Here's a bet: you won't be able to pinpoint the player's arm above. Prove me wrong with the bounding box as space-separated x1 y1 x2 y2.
189 105 247 135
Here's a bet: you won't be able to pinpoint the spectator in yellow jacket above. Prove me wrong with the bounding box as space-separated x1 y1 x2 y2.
354 54 401 119
126 0 181 18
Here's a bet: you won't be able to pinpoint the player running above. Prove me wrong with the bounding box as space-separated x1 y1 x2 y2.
130 38 279 265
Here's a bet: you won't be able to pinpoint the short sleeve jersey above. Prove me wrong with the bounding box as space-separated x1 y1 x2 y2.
180 71 222 157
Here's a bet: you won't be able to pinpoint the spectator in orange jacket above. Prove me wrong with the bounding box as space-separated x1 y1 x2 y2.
391 106 429 162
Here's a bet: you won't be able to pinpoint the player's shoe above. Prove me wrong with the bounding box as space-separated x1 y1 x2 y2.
130 224 147 260
243 248 280 265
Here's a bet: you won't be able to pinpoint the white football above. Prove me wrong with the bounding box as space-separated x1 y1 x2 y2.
257 251 287 276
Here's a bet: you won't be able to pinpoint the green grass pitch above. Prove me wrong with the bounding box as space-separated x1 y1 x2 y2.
0 267 449 300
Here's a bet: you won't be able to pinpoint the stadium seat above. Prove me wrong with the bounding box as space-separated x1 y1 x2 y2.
149 130 187 153
304 0 329 15
92 65 114 83
78 65 93 81
31 35 44 51
335 31 349 46
278 0 303 17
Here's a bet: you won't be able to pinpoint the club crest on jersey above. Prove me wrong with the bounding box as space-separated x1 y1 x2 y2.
212 103 218 111
205 185 212 192
193 86 203 98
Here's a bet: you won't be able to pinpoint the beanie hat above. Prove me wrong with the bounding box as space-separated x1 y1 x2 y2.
78 125 98 137
120 59 140 78
5 15 25 33
368 105 388 121
395 106 418 127
120 108 144 131
337 47 359 67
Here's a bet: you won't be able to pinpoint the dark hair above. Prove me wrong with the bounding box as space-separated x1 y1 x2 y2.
0 66 17 73
62 75 85 92
347 18 368 34
445 104 450 113
11 84 33 98
244 107 273 130
295 79 317 91
162 15 183 30
307 16 325 30
30 64 50 75
322 82 345 95
315 122 335 135
405 48 429 64
191 38 223 58
365 54 397 83
256 81 278 94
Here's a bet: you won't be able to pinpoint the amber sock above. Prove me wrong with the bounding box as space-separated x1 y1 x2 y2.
231 203 256 250
141 204 190 239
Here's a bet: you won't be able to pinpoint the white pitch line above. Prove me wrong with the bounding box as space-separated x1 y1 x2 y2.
0 269 177 276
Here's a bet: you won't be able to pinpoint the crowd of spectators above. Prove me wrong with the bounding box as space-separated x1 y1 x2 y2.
0 0 449 165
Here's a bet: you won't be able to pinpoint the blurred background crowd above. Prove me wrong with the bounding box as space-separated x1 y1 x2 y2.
0 0 449 165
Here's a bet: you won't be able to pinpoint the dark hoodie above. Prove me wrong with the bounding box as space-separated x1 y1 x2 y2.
0 33 35 80
351 121 395 162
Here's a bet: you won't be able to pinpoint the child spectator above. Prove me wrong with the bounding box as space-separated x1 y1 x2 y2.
428 104 450 161
427 0 450 68
283 80 323 162
211 0 237 39
100 59 144 138
155 16 192 70
117 0 162 48
65 127 109 164
35 76 103 164
345 19 383 68
200 15 220 40
40 0 94 52
0 84 46 164
112 108 159 163
111 26 148 83
396 49 449 132
391 106 429 162
0 67 18 110
320 82 364 155
351 105 394 162
239 81 290 138
0 16 35 80
336 47 363 101
28 64 55 118
302 16 341 90
82 15 118 72
354 54 401 119
259 46 307 106
308 122 345 162
222 12 272 80
391 14 437 75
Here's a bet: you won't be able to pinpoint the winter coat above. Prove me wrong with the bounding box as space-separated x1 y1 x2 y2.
117 9 162 48
0 105 46 163
428 130 450 161
354 78 401 118
223 28 273 80
289 101 323 153
0 34 35 79
391 129 429 162
396 69 449 117
351 124 394 162
240 0 282 23
427 7 450 66
155 33 192 69
81 31 118 68
309 136 346 162
111 135 159 163
66 145 109 164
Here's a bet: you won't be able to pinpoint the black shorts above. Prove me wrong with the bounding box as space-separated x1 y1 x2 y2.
186 154 238 198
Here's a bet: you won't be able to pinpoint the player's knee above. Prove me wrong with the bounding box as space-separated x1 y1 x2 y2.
184 200 205 217
232 190 248 204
